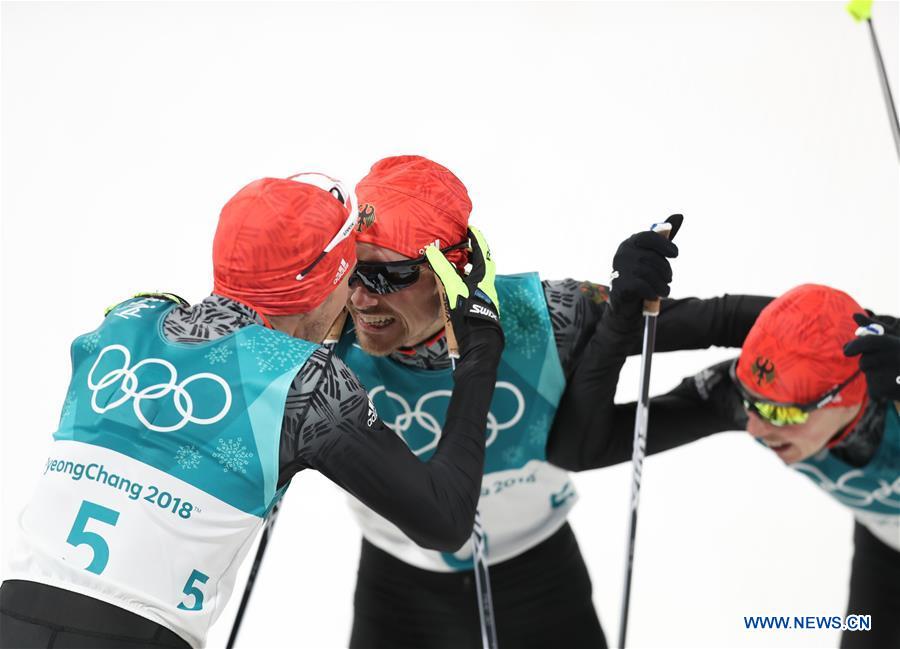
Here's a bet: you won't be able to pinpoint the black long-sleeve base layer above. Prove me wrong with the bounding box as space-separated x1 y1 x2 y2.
547 294 772 471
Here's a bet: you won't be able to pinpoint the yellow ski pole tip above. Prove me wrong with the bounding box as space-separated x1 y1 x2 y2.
847 0 873 21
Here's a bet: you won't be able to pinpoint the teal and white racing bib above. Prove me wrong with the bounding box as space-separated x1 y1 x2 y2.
793 404 900 550
340 273 576 571
9 296 317 647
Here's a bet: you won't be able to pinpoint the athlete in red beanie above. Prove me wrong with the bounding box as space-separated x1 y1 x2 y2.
0 171 505 649
338 154 768 649
734 284 869 464
581 281 899 648
349 156 474 356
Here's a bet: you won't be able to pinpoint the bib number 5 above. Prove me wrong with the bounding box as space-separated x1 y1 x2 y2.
177 569 209 611
66 500 119 574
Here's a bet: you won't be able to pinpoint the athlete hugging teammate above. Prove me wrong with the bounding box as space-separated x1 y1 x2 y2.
335 155 768 648
0 172 504 649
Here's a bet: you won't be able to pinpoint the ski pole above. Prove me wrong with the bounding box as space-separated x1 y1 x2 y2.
437 292 499 649
436 280 460 369
226 310 348 648
847 0 900 161
617 221 673 649
434 241 498 648
471 511 499 649
227 500 283 649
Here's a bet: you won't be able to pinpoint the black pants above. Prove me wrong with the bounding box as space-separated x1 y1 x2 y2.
350 522 607 649
0 580 190 649
840 522 900 649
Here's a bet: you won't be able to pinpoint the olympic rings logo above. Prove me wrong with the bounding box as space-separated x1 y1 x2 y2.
368 381 525 456
794 462 900 510
87 344 232 433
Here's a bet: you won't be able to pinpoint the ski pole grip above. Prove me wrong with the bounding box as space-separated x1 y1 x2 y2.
436 282 460 360
642 221 673 317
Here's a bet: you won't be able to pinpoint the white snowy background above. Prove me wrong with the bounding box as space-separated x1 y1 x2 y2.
2 1 898 648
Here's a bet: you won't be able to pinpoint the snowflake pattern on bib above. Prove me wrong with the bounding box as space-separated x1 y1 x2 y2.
238 333 310 373
60 390 77 422
81 332 102 354
175 444 202 470
213 437 254 474
501 285 548 360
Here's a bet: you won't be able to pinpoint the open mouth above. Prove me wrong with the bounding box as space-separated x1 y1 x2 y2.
356 314 396 332
763 439 792 455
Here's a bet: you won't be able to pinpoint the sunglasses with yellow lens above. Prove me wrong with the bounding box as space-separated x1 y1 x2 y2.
729 360 861 427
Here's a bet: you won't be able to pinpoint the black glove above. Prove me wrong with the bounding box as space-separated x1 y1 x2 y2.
843 313 900 402
608 214 683 323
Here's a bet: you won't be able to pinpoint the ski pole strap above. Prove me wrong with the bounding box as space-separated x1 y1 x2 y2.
471 511 498 649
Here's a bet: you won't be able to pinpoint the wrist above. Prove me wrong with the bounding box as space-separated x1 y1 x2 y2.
457 322 504 364
603 302 644 336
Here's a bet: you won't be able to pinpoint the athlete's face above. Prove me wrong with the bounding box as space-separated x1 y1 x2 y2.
270 274 350 344
744 389 862 464
348 242 444 356
310 274 351 342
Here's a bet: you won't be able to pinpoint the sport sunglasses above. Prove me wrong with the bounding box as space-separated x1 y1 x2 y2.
350 240 469 295
729 359 861 427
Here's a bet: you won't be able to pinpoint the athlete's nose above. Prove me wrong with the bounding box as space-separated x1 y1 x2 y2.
746 411 773 439
350 283 379 310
